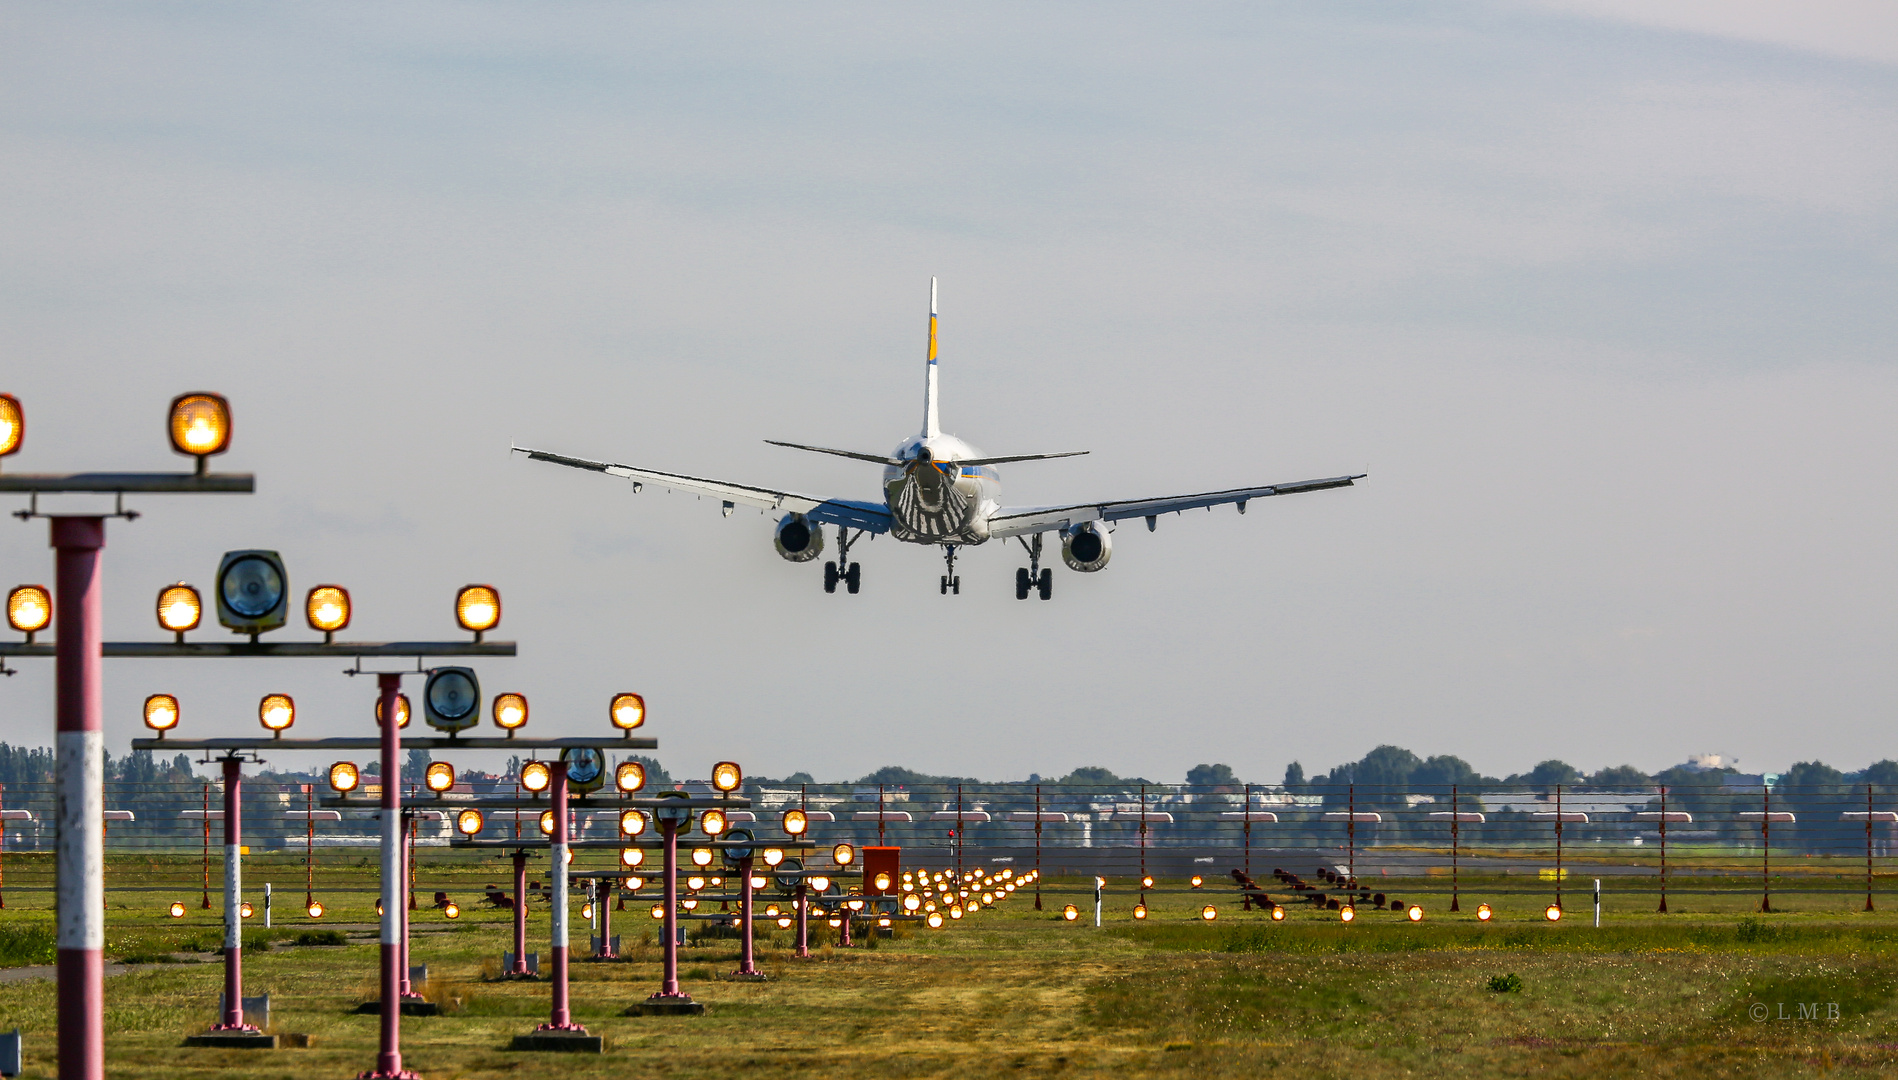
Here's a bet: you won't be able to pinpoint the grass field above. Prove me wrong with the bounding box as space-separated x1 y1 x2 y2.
2 854 1898 1077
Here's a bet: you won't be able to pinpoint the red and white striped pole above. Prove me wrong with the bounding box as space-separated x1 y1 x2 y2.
215 756 252 1030
366 672 415 1078
538 763 582 1031
53 516 105 1080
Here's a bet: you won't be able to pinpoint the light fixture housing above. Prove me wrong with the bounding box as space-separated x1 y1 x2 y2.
155 583 201 639
538 810 556 836
1201 905 1218 922
652 790 692 826
215 550 288 636
0 394 21 462
1477 903 1493 922
305 585 350 641
762 848 784 867
609 692 645 732
873 872 892 892
492 693 528 735
615 761 645 793
831 843 855 867
691 847 714 867
810 875 831 893
711 761 742 793
168 392 231 472
425 761 455 793
456 809 484 835
454 584 500 639
1545 904 1563 922
444 902 460 920
560 747 606 795
168 901 185 918
1271 905 1286 922
620 848 644 868
307 901 325 919
620 809 648 837
1408 905 1424 922
781 808 808 836
1190 875 1204 888
1061 905 1078 922
240 902 254 919
143 694 180 736
650 904 665 920
258 693 295 736
423 666 480 733
7 584 50 641
700 809 727 836
520 760 551 793
376 692 411 729
1133 904 1147 920
927 912 943 928
328 761 360 793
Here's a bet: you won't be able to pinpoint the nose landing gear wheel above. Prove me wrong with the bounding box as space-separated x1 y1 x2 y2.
939 544 961 597
824 562 839 594
1015 567 1030 600
845 563 861 594
1037 568 1053 600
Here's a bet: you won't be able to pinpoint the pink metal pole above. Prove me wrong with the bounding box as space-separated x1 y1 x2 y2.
732 856 759 977
794 879 810 958
53 516 105 1080
509 851 529 976
653 820 685 1000
364 671 415 1079
596 876 615 958
214 756 253 1030
538 763 582 1032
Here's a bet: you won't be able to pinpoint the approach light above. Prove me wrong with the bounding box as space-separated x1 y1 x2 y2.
1200 905 1218 922
686 876 705 893
168 901 185 919
423 667 480 733
1545 904 1563 922
681 898 699 911
1141 875 1154 889
538 810 556 836
625 876 645 891
1061 905 1078 922
1340 906 1357 923
307 901 325 919
781 808 808 836
582 902 595 920
873 872 892 893
810 876 831 893
0 395 21 462
1271 905 1286 922
1477 903 1493 922
520 760 551 793
560 746 606 794
615 761 645 793
376 692 411 729
444 902 460 920
653 791 692 826
763 849 785 867
328 761 359 793
1133 904 1147 920
650 904 665 920
1408 905 1424 922
765 904 781 917
216 550 288 636
691 847 714 868
776 916 793 929
927 911 944 928
620 809 648 837
829 917 843 928
846 898 865 912
143 694 180 737
609 692 645 732
903 894 921 912
155 583 201 639
240 902 254 919
377 900 384 916
832 843 855 867
7 585 50 640
456 809 484 835
620 848 643 869
169 392 231 472
1190 875 1204 889
425 761 455 793
711 761 743 793
258 694 295 735
949 904 965 920
701 809 727 836
305 585 350 641
454 585 500 640
750 875 767 890
492 693 528 734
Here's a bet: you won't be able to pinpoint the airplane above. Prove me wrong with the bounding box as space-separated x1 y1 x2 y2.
514 279 1364 599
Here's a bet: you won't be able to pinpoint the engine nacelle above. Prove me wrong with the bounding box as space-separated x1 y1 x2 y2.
774 513 825 563
1061 521 1112 572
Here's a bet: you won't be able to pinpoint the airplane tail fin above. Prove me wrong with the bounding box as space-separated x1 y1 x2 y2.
922 277 940 438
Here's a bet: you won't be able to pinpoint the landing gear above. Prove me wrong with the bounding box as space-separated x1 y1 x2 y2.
825 529 865 595
1015 535 1052 601
940 544 960 595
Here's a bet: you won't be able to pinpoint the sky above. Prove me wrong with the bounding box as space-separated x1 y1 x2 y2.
0 1 1893 787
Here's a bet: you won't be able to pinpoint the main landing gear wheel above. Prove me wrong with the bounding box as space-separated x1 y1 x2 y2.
1015 534 1053 601
940 544 960 596
823 528 865 595
824 562 839 594
1015 567 1030 600
845 563 861 594
1037 568 1052 600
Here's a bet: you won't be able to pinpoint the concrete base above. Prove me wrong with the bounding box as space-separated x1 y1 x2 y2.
184 1031 279 1050
510 1030 603 1053
354 1001 442 1017
726 970 769 982
626 998 706 1016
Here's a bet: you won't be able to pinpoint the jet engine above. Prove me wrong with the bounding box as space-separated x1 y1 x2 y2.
774 513 825 563
1060 521 1112 573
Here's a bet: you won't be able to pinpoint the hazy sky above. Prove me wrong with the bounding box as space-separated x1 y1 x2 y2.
1 1 1893 786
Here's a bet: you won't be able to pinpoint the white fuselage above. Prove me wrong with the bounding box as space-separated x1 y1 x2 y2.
882 434 1002 545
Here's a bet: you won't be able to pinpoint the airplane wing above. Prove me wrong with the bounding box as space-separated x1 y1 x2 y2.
513 446 893 533
986 474 1364 539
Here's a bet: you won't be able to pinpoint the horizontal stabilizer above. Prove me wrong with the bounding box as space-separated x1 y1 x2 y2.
956 451 1088 467
764 441 903 466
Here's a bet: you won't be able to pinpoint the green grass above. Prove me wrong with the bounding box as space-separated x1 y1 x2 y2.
0 856 1896 1076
